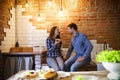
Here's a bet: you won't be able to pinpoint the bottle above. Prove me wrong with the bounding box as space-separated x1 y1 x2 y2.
15 41 19 47
103 42 107 50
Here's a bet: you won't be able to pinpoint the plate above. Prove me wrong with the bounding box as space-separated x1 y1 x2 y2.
107 73 120 80
14 70 57 80
72 75 98 80
57 71 71 78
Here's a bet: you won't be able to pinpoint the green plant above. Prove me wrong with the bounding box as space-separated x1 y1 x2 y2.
96 50 120 63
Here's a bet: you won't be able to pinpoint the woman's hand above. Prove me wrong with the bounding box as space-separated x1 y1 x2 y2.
55 39 61 45
55 41 60 45
64 57 67 61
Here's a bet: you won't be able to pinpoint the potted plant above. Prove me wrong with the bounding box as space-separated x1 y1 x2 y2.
96 50 120 80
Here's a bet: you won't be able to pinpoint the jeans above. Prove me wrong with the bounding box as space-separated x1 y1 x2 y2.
46 57 64 71
64 55 91 71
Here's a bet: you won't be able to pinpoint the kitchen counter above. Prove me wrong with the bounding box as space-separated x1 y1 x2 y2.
1 51 46 56
60 70 108 80
2 50 47 80
7 70 108 80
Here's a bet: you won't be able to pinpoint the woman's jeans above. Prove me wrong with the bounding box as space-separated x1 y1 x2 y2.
64 55 91 71
46 56 64 71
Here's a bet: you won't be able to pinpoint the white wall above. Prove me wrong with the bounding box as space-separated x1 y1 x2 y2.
16 5 48 47
1 5 48 52
1 7 16 52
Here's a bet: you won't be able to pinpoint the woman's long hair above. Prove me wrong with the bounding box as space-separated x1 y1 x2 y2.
49 26 57 39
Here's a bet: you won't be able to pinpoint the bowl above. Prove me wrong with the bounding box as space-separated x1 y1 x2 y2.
102 62 120 79
102 62 120 74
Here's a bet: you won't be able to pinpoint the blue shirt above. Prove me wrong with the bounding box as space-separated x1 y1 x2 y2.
46 37 62 58
66 32 93 59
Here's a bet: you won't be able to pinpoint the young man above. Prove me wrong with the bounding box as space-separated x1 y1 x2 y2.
64 23 93 71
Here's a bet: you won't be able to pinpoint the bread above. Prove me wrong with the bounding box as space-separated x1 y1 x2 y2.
44 71 58 79
24 71 39 79
24 74 38 78
22 68 58 79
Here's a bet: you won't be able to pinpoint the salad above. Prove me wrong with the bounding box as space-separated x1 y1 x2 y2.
96 50 120 63
74 75 83 80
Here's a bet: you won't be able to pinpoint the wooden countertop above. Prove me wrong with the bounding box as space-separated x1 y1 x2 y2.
60 70 108 80
7 70 108 80
1 51 47 56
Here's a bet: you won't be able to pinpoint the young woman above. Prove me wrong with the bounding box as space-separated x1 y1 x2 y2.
46 26 64 71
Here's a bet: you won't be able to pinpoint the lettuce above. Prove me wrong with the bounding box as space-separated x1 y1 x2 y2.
96 50 120 63
75 75 83 80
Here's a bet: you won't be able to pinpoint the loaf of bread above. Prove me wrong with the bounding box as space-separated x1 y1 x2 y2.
44 71 58 79
24 71 39 79
22 68 58 79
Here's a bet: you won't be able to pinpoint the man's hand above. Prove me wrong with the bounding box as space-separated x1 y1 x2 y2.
76 57 85 62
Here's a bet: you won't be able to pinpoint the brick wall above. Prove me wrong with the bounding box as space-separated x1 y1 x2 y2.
15 5 48 48
0 0 120 79
1 7 16 52
0 0 15 53
15 0 120 49
0 0 15 79
0 0 120 52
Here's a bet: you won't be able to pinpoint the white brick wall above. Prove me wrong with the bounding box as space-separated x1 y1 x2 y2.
1 7 16 52
90 40 113 61
16 5 48 47
1 5 48 52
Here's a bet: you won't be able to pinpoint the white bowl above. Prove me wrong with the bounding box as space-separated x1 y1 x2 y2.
102 62 120 74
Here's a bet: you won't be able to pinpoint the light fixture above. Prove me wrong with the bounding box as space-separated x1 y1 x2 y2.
10 0 12 6
59 0 63 16
37 14 41 21
59 9 63 16
37 0 41 21
25 0 29 7
70 0 77 9
48 0 52 6
70 0 74 2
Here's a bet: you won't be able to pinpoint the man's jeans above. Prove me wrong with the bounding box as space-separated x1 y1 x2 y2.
64 55 91 71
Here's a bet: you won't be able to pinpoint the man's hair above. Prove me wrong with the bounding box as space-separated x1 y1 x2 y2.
67 23 78 30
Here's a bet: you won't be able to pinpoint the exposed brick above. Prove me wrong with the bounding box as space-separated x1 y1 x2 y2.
1 0 120 50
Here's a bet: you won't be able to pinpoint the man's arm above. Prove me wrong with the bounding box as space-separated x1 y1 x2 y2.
76 39 92 62
65 42 74 59
82 38 93 59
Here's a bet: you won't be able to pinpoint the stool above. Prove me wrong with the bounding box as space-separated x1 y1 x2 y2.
77 61 97 71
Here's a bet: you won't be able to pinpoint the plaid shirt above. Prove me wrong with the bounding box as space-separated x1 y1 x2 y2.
46 37 62 58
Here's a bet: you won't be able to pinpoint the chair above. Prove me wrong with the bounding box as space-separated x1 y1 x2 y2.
76 61 97 71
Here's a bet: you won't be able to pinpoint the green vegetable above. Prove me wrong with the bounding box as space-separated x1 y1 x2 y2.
96 50 120 63
75 75 83 80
